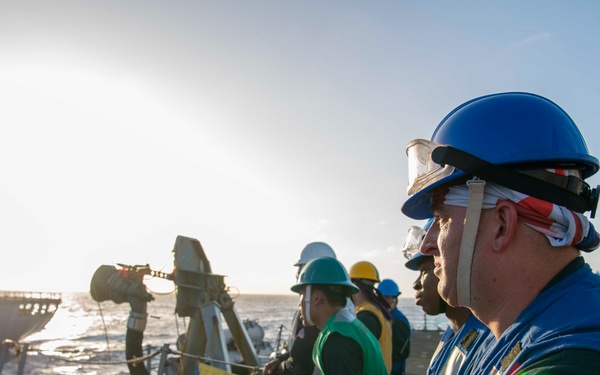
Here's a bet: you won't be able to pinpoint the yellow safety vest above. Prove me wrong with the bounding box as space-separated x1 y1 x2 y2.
355 301 393 373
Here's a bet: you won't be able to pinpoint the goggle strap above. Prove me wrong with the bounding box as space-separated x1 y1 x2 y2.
432 146 599 217
457 179 486 307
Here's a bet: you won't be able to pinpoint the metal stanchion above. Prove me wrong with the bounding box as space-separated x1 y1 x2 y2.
157 344 170 375
0 341 10 374
146 344 152 374
17 343 28 375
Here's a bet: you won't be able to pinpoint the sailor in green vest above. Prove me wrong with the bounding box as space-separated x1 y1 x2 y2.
290 257 387 375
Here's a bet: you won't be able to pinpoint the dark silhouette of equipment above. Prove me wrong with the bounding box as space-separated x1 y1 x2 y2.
90 235 260 375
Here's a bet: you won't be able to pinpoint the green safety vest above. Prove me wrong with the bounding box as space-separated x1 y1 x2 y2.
313 308 387 375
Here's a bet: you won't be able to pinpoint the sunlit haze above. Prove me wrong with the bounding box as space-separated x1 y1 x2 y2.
1 1 600 298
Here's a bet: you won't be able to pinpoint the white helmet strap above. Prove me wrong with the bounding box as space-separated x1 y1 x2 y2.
457 178 486 307
304 285 314 326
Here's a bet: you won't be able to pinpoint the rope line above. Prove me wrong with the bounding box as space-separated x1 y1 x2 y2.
96 300 112 360
30 345 264 371
172 349 261 371
31 348 162 365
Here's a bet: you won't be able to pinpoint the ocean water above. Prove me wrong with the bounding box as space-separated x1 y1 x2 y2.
4 292 448 374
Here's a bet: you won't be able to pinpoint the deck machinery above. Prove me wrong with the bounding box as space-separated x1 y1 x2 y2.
90 235 261 375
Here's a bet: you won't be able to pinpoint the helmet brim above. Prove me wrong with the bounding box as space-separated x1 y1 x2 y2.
291 280 359 295
405 253 429 271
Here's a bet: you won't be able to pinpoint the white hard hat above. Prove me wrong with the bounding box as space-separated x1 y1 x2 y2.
294 242 336 266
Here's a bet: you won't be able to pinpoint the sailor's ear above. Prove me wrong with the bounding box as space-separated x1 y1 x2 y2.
491 200 518 253
312 288 326 305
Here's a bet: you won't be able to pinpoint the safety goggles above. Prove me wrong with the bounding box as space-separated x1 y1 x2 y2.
406 139 455 195
406 138 599 217
401 225 426 260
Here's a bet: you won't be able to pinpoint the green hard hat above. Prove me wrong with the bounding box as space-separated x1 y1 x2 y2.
291 257 359 294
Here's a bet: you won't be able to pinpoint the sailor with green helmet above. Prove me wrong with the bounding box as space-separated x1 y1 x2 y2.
291 257 387 375
263 242 338 375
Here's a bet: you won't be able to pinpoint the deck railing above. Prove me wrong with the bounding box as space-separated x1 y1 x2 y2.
0 291 62 301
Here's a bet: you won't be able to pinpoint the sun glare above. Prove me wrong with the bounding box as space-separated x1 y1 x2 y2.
0 65 304 293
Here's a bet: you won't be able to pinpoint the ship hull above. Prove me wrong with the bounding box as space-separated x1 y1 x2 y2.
0 291 62 343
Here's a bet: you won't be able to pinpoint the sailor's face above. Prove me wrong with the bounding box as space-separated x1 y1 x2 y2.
382 295 398 310
298 286 311 326
421 203 465 307
295 265 303 282
413 257 441 315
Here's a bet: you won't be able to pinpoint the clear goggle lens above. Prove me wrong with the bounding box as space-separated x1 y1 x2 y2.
406 139 456 195
401 225 426 260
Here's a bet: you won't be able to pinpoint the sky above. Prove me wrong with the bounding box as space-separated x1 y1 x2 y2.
1 1 600 298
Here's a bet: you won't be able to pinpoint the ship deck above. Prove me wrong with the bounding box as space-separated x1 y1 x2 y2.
406 330 443 375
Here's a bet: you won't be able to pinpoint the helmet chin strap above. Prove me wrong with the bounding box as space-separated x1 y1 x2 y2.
456 179 486 307
304 285 314 326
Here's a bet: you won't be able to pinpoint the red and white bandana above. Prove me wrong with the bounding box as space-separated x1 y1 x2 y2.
433 180 599 252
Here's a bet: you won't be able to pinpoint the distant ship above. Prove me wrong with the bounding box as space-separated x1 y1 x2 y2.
0 290 62 343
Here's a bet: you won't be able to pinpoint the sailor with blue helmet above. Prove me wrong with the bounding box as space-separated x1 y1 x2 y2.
404 219 491 375
376 278 411 375
402 92 600 374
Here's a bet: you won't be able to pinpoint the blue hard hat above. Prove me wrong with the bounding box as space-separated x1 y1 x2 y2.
404 218 434 271
404 252 427 271
377 279 401 297
403 92 600 219
423 218 433 232
402 218 434 262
